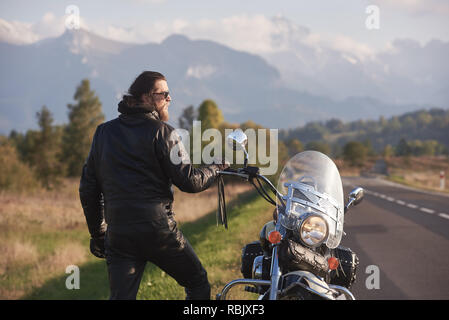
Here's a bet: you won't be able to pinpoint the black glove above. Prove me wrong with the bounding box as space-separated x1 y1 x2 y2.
212 157 230 171
90 235 106 259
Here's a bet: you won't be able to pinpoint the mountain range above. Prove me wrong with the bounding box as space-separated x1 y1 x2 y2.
0 28 446 134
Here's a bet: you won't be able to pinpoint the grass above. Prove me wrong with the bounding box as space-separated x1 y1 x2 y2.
0 179 89 299
335 155 449 193
384 156 449 193
0 178 270 300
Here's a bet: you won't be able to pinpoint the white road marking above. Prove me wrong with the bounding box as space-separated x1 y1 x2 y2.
438 213 449 220
419 207 435 214
361 188 449 221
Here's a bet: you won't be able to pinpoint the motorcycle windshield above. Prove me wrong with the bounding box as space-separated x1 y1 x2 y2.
277 151 344 249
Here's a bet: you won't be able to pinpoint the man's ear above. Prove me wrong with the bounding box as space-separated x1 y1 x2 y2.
141 93 152 105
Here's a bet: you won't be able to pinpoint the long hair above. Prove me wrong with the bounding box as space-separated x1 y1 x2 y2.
122 71 166 108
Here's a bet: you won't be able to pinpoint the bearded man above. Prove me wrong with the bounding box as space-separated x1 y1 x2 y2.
79 71 228 300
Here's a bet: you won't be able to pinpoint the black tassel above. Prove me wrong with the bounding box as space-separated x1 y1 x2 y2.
217 175 228 229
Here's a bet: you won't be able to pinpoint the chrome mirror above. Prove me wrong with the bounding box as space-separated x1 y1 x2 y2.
344 187 364 213
227 130 249 167
227 129 248 151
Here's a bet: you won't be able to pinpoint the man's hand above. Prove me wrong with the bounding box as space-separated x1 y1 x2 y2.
90 235 106 259
212 157 230 171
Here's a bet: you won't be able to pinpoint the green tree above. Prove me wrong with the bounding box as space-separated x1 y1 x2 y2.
178 105 197 131
385 116 401 134
10 129 39 165
0 136 39 191
395 138 411 156
32 106 64 188
325 118 345 133
343 141 367 167
286 138 304 157
305 141 331 156
382 144 394 158
408 139 446 156
62 79 104 176
197 99 223 130
362 139 376 156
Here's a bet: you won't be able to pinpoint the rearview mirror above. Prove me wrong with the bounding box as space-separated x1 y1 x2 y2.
227 129 248 151
344 187 364 213
227 130 249 167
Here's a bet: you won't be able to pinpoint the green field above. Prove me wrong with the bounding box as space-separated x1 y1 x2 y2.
9 189 272 300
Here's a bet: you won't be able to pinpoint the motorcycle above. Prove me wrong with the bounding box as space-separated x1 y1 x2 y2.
215 130 364 300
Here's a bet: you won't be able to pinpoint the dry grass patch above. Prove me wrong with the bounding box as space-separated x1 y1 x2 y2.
0 240 39 275
0 178 84 232
37 242 87 275
0 177 253 299
173 182 252 223
385 156 449 192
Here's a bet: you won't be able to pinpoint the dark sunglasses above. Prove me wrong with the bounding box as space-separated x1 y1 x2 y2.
152 91 170 99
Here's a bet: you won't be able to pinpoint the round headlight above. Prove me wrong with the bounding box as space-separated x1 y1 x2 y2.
299 215 328 247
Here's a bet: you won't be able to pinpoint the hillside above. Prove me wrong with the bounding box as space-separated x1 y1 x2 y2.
280 108 449 155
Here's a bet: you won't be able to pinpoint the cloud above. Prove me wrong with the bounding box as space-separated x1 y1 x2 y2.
0 11 376 65
33 12 65 38
0 11 87 45
373 0 449 16
186 64 216 79
0 19 39 45
93 13 375 62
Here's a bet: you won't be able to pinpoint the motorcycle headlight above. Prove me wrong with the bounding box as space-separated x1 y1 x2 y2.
299 215 328 247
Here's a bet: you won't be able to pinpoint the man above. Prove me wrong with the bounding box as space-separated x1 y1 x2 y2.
79 71 228 300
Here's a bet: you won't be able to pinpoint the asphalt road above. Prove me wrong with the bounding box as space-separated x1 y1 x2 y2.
341 176 449 299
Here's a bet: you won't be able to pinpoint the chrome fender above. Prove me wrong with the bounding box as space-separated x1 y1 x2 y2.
281 270 355 300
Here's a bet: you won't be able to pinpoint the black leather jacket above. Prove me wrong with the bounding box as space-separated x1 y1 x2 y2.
79 110 221 238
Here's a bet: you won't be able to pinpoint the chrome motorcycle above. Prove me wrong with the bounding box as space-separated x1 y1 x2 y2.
216 130 364 300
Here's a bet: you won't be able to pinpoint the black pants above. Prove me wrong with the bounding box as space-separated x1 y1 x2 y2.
105 208 210 300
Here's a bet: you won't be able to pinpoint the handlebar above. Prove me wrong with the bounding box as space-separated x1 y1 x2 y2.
218 166 284 207
218 166 259 179
217 168 249 180
216 166 286 229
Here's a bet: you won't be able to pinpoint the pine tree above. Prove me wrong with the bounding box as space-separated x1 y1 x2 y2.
33 106 64 189
62 79 104 177
178 105 197 131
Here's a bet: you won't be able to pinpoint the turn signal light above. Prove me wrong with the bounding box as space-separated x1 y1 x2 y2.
328 257 339 270
268 231 282 244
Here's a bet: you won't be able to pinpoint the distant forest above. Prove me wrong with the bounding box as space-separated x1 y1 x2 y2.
280 108 449 157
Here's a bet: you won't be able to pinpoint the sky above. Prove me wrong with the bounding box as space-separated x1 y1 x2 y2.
1 0 448 55
0 0 448 133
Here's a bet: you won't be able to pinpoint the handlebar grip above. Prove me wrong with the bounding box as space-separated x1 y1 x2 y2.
242 166 260 176
217 168 237 175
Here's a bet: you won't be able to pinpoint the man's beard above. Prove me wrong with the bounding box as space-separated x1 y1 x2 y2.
157 104 169 122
